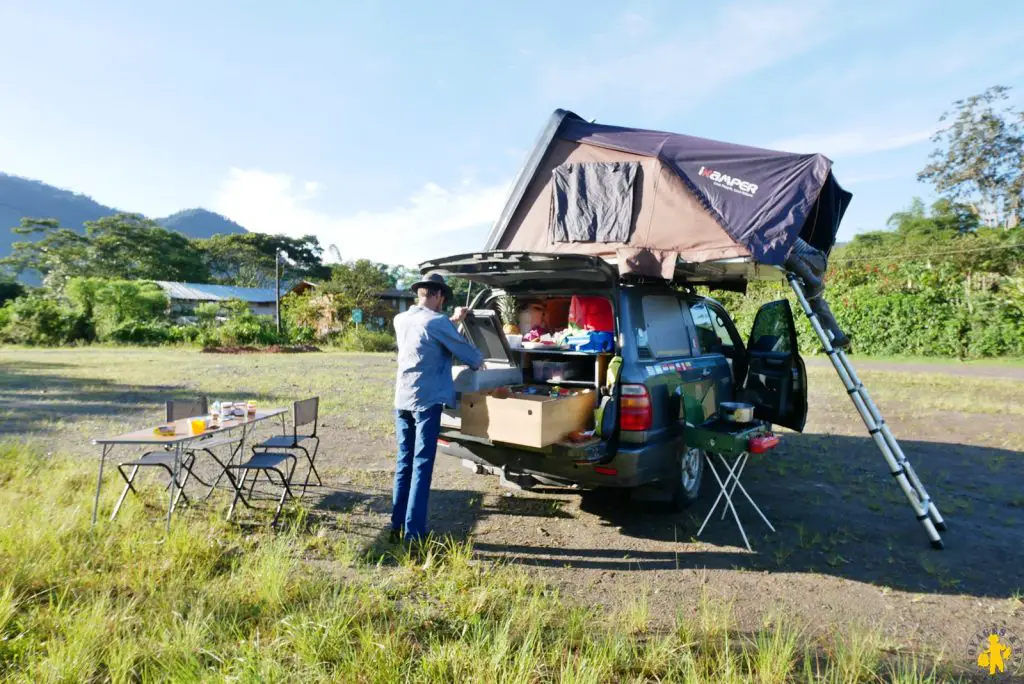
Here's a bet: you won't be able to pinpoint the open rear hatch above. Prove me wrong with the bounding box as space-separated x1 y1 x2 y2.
419 251 618 290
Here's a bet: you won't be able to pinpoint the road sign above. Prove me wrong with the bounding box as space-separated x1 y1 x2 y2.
352 308 363 324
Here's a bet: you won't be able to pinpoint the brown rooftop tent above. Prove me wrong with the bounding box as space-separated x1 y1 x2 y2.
480 109 852 289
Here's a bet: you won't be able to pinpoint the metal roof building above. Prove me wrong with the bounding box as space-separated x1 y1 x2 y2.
154 281 279 304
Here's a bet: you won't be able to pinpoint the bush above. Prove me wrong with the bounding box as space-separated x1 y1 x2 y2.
706 257 1024 359
335 326 397 352
287 324 316 344
0 295 83 346
103 320 175 345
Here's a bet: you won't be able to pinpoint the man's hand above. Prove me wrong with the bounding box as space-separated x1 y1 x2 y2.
450 307 470 324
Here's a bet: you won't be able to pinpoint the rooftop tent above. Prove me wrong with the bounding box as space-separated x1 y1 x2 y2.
482 109 852 285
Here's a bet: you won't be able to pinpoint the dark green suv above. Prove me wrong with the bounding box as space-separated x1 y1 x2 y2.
423 251 807 509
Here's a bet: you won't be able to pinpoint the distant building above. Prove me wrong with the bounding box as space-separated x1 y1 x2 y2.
154 281 313 317
378 288 416 315
153 280 416 330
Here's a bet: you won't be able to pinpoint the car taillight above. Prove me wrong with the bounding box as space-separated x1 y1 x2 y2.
620 384 652 431
749 434 780 453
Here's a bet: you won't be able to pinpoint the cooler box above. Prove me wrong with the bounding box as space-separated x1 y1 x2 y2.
452 309 523 394
461 387 596 448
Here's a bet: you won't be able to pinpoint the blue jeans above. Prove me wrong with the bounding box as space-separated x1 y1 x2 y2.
391 405 443 542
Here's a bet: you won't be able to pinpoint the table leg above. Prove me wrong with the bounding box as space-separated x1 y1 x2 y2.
721 455 750 520
697 453 753 552
166 442 182 534
204 425 248 499
92 444 112 526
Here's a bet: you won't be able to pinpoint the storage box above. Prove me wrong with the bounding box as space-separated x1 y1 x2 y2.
460 387 596 448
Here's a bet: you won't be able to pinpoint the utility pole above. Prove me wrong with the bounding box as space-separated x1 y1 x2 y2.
275 248 281 335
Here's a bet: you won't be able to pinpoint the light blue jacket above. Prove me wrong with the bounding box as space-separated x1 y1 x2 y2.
393 305 485 412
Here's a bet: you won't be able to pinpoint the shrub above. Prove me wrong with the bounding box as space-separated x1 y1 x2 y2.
287 324 316 344
103 320 175 345
0 295 83 346
336 326 397 352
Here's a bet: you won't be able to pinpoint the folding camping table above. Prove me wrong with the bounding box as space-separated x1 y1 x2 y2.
689 422 777 552
92 408 287 532
696 450 776 552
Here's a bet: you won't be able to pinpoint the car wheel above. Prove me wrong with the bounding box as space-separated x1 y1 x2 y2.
670 446 705 511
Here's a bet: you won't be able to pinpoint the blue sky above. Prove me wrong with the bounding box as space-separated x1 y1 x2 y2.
1 0 1022 267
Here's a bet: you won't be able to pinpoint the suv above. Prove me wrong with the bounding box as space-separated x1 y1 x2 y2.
422 251 807 510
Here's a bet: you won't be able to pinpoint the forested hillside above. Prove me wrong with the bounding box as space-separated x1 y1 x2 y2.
0 174 246 262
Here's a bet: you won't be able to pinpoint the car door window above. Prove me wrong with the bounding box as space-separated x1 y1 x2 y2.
690 302 736 356
749 301 793 354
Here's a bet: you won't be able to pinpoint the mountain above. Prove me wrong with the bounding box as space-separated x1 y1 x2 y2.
0 173 247 262
0 174 114 258
156 209 247 240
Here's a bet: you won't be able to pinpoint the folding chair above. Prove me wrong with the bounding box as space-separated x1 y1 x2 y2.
224 450 298 528
111 398 214 520
696 447 777 552
249 397 322 498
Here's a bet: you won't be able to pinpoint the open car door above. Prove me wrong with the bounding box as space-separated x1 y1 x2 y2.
739 299 808 432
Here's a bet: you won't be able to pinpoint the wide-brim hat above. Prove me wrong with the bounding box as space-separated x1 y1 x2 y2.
409 272 454 302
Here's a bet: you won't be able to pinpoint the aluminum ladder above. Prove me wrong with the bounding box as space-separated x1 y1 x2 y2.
787 274 947 550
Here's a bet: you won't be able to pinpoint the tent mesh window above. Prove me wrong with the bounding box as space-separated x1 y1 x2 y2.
550 161 639 244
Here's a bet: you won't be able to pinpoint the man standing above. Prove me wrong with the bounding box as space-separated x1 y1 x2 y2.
391 272 484 546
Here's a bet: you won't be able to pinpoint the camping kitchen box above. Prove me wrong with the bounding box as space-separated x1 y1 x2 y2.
449 308 600 448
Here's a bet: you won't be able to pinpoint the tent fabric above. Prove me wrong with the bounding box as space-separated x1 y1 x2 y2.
485 110 852 277
552 161 639 243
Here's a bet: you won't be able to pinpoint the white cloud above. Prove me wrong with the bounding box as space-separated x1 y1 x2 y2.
769 126 936 158
213 168 510 267
540 0 837 114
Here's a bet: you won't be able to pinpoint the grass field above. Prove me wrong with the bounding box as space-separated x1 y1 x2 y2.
1 348 1021 682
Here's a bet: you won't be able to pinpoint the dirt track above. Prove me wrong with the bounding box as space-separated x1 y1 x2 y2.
2 350 1022 676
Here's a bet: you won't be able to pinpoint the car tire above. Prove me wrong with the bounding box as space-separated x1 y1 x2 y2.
670 446 705 511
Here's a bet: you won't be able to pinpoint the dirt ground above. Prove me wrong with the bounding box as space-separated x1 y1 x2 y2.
2 349 1022 676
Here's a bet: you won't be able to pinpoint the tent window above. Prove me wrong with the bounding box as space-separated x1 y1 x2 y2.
551 161 639 244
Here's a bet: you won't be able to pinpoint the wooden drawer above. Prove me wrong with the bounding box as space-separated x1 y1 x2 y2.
460 387 596 448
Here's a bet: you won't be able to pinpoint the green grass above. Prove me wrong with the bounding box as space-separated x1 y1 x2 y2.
0 441 953 682
830 354 1024 368
806 366 1024 418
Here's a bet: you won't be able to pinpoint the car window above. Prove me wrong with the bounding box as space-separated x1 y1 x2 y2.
749 300 793 354
691 301 736 356
638 295 691 358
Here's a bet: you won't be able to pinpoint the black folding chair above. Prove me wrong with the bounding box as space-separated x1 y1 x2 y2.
111 398 212 520
249 397 322 498
225 397 321 527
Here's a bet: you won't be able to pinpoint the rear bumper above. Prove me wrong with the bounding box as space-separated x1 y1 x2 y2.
437 432 679 489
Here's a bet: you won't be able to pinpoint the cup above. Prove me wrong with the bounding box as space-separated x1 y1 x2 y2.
246 400 256 415
190 418 207 434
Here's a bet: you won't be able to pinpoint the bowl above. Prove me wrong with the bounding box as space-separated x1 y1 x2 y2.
720 401 755 423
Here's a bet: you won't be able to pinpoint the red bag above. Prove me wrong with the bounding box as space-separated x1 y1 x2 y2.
569 296 614 332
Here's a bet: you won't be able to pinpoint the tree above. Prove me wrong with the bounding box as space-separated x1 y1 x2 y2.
197 233 330 287
884 198 979 238
2 218 91 288
918 85 1024 228
321 259 393 322
85 213 208 282
2 213 209 289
